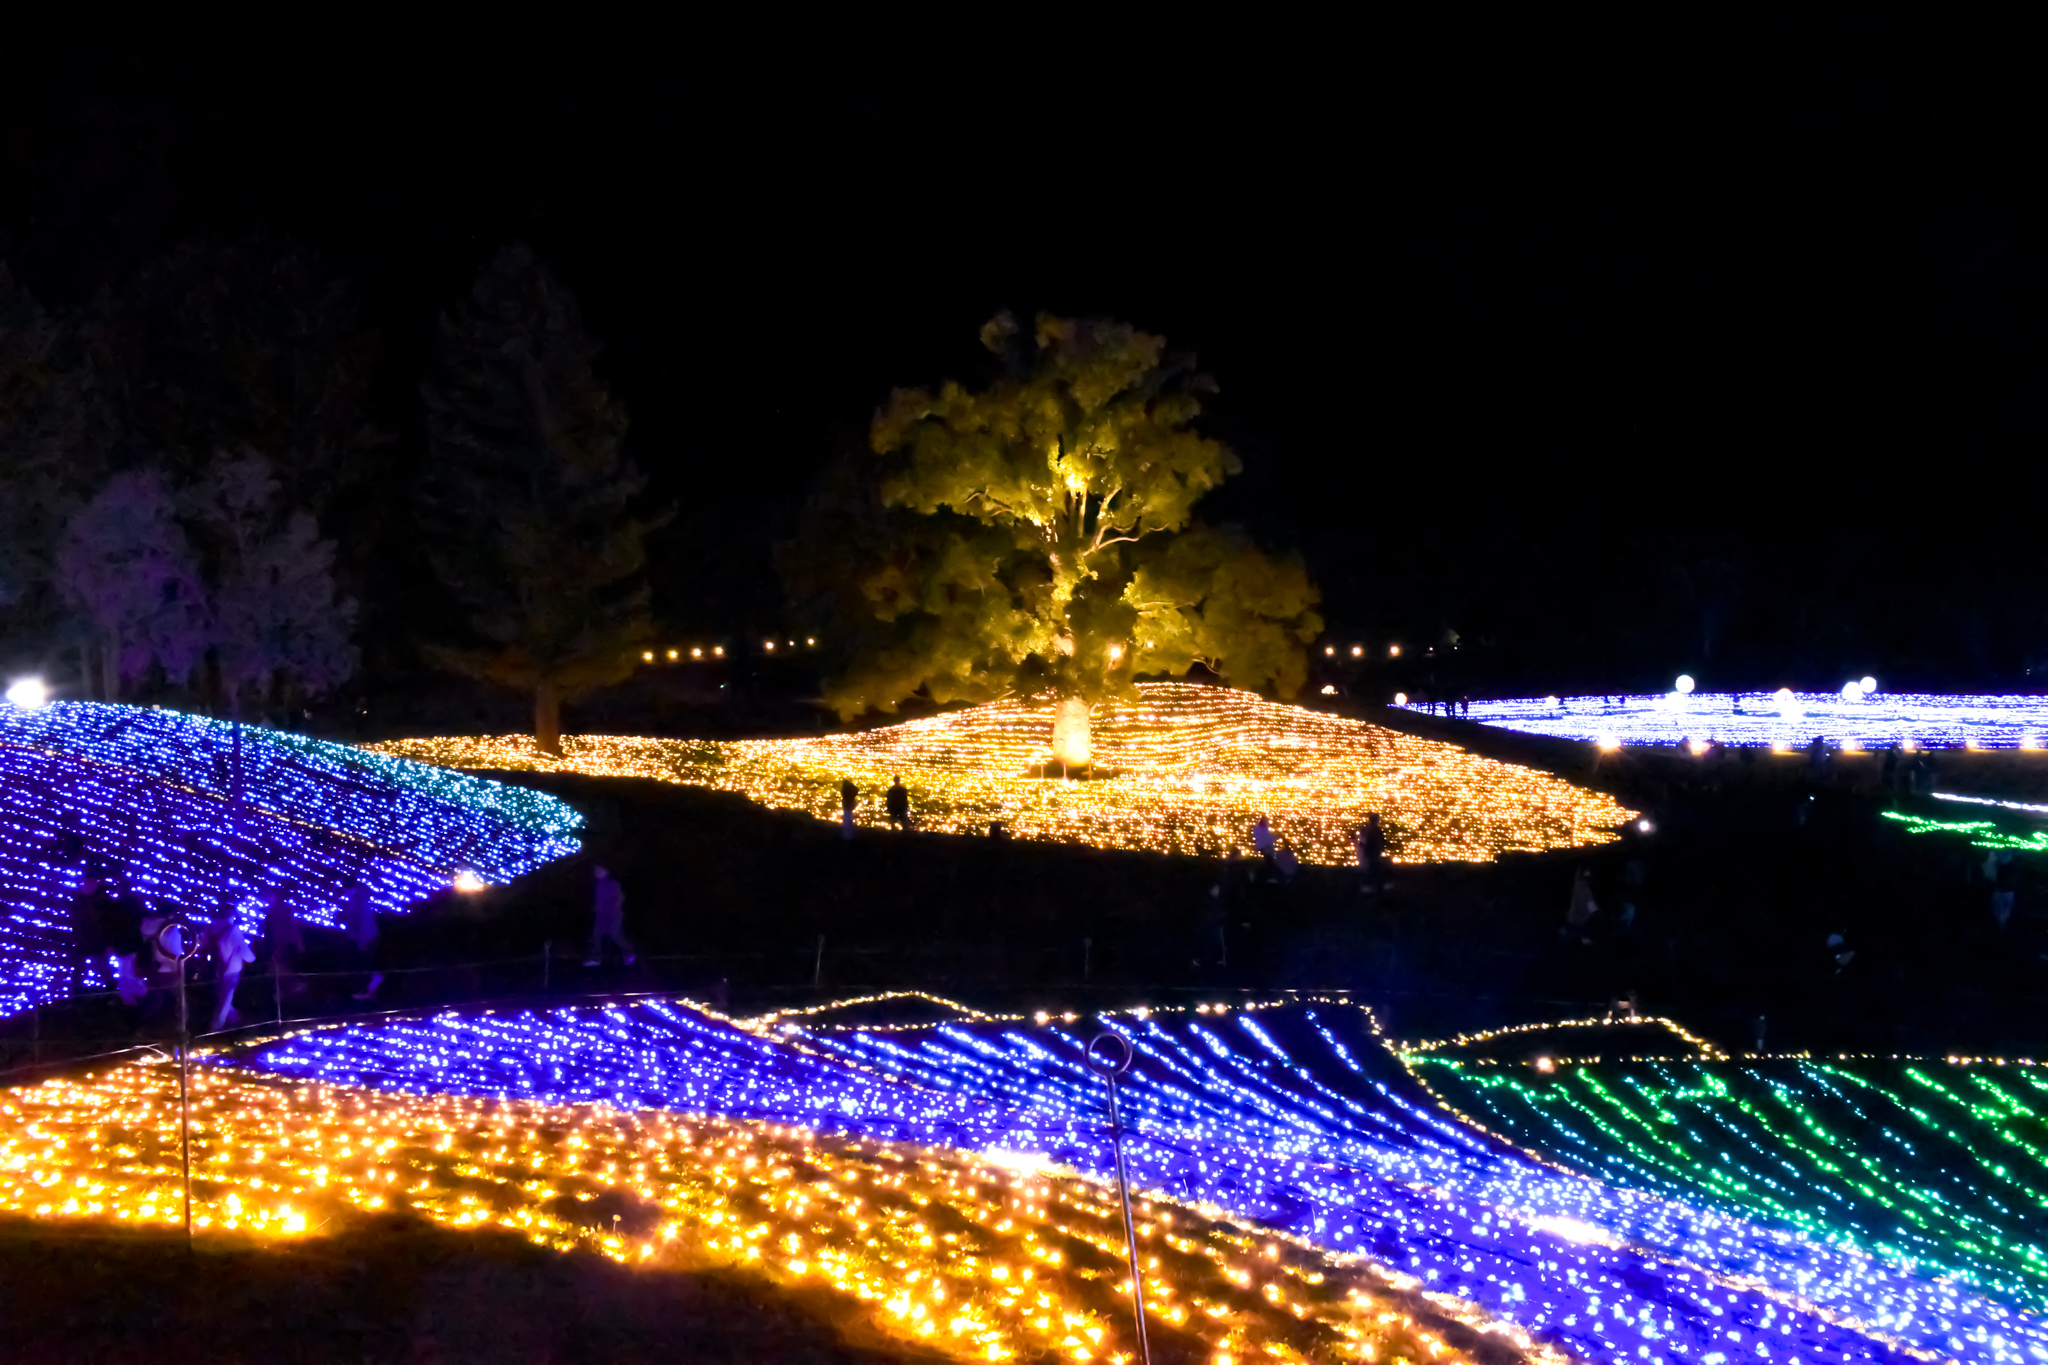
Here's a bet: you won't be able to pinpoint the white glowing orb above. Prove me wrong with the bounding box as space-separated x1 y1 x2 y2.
451 870 487 893
1320 684 1337 695
1637 818 1655 833
3 677 49 710
1674 674 1695 695
1596 733 1620 751
1544 696 1560 708
1393 692 1408 705
1773 687 1795 705
1861 676 1877 694
981 1148 1053 1175
1841 682 1865 702
1527 1214 1613 1245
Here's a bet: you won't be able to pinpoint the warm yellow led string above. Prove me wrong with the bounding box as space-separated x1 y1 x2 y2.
367 683 1633 864
4 1058 1563 1365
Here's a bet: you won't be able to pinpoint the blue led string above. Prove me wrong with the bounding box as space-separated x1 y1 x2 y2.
1438 692 2048 749
236 999 2047 1364
0 702 582 1016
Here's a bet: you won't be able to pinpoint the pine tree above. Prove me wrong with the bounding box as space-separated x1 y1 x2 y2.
418 245 664 754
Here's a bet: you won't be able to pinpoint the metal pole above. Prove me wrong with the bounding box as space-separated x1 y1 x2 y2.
543 940 552 994
158 923 196 1248
812 934 825 988
273 960 283 1025
1086 1032 1152 1365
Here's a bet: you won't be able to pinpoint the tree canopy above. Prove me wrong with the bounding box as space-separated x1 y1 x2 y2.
791 312 1321 752
417 244 666 754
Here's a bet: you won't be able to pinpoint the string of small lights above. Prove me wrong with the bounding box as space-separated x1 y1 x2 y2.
1446 692 2048 750
2 1058 1553 1365
1408 1048 2048 1320
1399 1016 1729 1062
225 997 2031 1362
367 683 1633 865
1880 810 2048 855
0 702 582 1017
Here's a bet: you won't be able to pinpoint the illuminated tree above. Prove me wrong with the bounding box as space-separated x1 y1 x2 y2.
183 451 357 714
799 312 1321 765
54 470 208 700
418 245 665 755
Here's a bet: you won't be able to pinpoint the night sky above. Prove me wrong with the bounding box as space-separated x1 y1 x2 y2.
5 31 2042 697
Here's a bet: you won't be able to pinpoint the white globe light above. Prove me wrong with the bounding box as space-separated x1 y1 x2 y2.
1674 674 1695 695
4 677 48 710
1841 682 1864 702
1773 687 1795 705
1860 676 1877 694
1545 695 1560 707
1393 692 1408 705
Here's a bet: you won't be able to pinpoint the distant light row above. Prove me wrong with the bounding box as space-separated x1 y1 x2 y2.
638 638 817 663
1425 691 2048 749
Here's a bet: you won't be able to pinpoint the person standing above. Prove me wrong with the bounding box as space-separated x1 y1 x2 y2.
1355 815 1386 892
66 870 116 993
261 888 304 1000
202 908 256 1032
840 779 859 838
1564 866 1598 943
1251 816 1275 859
342 885 385 1001
585 864 637 966
885 776 912 830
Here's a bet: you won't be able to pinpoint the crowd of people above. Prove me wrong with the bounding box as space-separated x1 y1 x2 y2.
44 858 647 1040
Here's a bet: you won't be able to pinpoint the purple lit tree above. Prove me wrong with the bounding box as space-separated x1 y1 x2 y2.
183 451 358 715
54 470 208 700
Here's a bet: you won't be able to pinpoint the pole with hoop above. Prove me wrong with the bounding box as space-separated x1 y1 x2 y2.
1085 1031 1152 1365
155 921 199 1247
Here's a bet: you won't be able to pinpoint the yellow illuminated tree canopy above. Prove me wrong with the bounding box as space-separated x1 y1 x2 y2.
790 313 1322 764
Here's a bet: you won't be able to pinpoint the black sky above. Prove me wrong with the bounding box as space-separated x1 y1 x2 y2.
4 27 2043 694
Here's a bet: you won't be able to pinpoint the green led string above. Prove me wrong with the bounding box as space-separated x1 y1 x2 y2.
1881 809 2048 855
1412 1055 2048 1311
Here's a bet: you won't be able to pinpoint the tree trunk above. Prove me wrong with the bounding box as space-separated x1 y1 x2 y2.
1050 695 1092 772
534 681 563 756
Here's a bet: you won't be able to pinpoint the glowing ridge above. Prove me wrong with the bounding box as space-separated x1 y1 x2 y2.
368 682 1634 865
0 702 582 1016
234 998 2042 1362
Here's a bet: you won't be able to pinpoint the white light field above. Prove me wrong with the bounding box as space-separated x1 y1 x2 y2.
1431 692 2048 749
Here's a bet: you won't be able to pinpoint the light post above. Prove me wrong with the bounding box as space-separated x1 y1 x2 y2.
1086 1031 1152 1365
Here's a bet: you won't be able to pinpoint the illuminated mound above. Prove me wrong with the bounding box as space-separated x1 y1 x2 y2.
370 683 1633 864
1407 1032 2048 1316
208 996 2032 1362
6 1060 1547 1365
0 702 582 1016
1445 690 2048 749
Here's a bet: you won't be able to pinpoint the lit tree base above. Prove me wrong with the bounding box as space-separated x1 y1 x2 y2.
370 682 1634 864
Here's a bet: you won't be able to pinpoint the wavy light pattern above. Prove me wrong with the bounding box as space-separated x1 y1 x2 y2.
368 683 1632 864
3 1059 1554 1365
0 702 582 1016
231 998 2045 1362
1444 692 2048 750
1410 1050 2048 1316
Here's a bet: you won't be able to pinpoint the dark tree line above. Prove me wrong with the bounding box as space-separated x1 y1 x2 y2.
0 238 663 745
